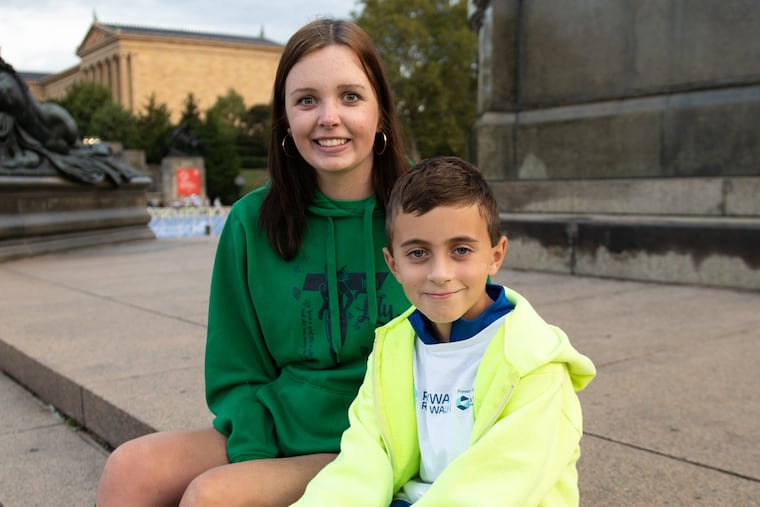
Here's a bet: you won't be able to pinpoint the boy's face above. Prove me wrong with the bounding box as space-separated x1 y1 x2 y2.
383 204 507 341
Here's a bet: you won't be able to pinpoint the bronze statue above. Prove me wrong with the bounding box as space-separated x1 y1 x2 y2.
168 122 204 156
0 56 143 185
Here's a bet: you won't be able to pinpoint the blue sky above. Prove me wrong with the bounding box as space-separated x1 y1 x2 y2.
0 0 359 72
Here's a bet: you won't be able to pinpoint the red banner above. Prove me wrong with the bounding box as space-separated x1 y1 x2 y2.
176 167 201 196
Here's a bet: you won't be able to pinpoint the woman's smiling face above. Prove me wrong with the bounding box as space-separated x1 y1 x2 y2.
284 44 381 199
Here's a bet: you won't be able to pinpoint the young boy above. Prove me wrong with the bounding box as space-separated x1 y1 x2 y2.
292 156 596 507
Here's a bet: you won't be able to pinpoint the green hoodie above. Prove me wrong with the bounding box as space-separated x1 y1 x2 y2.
205 186 409 463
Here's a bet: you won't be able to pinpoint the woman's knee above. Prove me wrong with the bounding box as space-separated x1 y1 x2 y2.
98 429 228 506
105 435 161 479
180 468 230 507
97 435 168 505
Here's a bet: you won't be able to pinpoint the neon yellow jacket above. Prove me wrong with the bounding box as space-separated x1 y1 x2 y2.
292 287 596 507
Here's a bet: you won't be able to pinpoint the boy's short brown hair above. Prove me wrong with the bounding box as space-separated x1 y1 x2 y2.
385 156 502 250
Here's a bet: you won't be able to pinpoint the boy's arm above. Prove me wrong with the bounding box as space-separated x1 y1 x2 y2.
415 363 583 506
292 352 396 507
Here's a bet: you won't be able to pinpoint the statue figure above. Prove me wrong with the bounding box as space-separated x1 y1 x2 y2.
168 122 204 156
0 56 143 185
469 0 492 31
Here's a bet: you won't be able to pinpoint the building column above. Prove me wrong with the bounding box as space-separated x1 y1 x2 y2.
117 54 129 109
105 58 112 89
109 56 119 103
125 53 135 113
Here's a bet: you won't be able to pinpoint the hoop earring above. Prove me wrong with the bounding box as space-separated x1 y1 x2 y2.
374 131 388 155
281 134 297 158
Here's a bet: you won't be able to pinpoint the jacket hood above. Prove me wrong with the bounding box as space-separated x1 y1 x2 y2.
500 287 595 391
377 286 595 392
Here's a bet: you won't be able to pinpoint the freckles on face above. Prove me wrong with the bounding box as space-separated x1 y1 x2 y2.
283 45 381 191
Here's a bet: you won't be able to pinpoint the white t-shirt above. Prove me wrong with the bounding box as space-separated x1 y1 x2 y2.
399 316 506 502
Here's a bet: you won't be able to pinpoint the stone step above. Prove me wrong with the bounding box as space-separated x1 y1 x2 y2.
489 177 760 217
500 213 760 291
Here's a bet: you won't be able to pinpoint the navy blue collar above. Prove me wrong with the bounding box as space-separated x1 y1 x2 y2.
409 284 514 344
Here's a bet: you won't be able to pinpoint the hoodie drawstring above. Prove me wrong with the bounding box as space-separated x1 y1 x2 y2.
325 216 343 362
363 204 378 326
312 196 380 365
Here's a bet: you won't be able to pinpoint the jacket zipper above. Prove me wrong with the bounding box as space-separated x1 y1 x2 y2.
373 349 396 473
471 383 514 444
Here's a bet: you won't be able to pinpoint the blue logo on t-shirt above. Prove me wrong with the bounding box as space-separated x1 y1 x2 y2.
456 388 473 410
456 395 472 410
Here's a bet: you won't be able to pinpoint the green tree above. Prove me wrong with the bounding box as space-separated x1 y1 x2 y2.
206 89 247 130
54 82 117 138
136 94 173 163
178 92 203 132
239 103 271 169
89 101 139 147
210 89 269 168
354 0 478 160
243 104 272 147
200 93 243 204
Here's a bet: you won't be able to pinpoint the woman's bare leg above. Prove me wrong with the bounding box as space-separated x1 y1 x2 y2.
179 453 337 507
96 427 228 507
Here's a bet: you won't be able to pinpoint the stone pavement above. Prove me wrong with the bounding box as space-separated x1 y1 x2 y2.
1 237 759 506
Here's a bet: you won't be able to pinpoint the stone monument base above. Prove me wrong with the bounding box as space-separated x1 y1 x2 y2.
0 176 155 261
492 177 760 291
160 156 206 206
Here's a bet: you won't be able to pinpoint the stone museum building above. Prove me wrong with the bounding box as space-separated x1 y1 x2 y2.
23 19 283 122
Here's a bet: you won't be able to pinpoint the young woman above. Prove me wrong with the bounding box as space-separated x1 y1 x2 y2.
95 19 410 507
